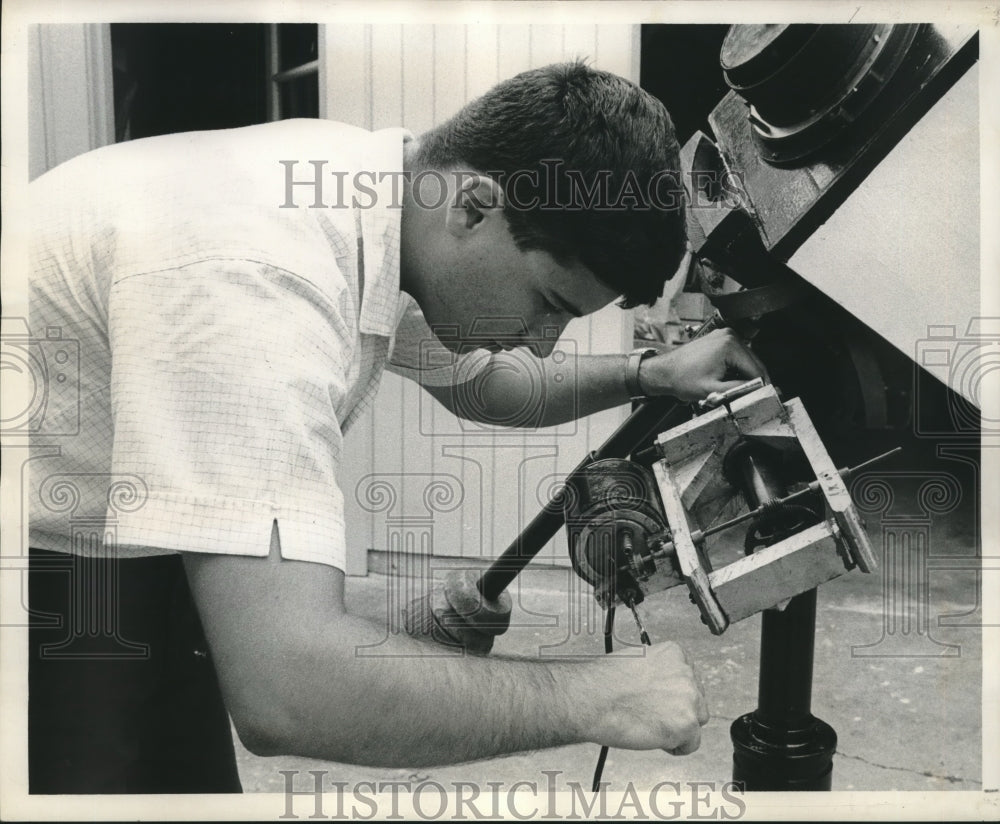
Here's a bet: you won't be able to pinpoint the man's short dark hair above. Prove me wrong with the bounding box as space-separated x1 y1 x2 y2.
414 61 687 308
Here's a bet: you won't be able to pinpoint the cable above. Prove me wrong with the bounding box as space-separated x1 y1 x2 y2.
591 598 652 792
592 604 616 792
591 746 610 793
603 604 616 655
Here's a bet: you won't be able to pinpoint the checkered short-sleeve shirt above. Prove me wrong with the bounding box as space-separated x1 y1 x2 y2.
27 119 488 570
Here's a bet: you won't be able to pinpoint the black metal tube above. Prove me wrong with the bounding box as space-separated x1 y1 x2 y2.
756 590 817 726
727 441 836 791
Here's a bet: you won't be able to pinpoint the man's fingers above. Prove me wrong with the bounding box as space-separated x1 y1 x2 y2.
723 336 770 383
673 642 692 665
653 643 708 722
665 725 701 756
686 670 710 727
695 680 710 726
709 378 752 396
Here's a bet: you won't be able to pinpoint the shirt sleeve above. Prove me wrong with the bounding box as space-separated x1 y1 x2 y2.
107 258 355 569
386 293 493 387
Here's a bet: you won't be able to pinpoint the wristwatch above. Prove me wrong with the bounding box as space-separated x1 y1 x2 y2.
624 347 658 402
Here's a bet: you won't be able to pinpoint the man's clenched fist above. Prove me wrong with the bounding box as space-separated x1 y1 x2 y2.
578 641 709 755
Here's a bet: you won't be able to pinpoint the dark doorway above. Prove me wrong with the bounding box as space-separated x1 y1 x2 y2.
110 24 270 141
640 25 731 145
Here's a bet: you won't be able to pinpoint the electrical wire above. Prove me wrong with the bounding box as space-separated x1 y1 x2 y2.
591 604 616 792
603 605 616 655
591 598 652 792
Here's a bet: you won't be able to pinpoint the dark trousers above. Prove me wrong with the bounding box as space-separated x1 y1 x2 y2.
28 547 243 794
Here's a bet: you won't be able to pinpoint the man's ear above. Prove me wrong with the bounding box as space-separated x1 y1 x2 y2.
445 173 504 237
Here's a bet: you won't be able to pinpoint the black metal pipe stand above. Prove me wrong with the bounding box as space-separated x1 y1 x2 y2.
730 590 837 790
726 439 837 790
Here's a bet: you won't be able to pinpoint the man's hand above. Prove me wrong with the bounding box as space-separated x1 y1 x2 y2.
402 569 512 654
637 328 769 403
573 642 709 755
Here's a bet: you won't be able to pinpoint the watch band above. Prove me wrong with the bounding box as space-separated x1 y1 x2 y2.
624 347 658 401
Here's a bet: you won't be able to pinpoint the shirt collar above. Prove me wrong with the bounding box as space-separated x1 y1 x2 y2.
357 127 412 337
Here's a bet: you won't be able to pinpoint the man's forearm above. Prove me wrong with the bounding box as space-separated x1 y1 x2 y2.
246 611 592 766
184 543 706 767
451 330 770 428
470 352 633 427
